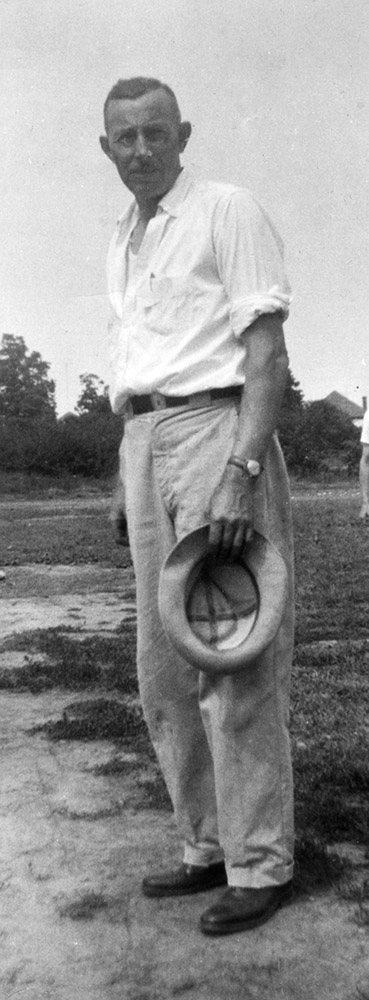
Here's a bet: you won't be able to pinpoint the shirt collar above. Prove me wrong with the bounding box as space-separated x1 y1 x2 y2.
117 168 193 233
156 168 194 218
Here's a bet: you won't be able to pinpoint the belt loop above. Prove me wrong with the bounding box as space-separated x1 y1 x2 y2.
151 391 168 411
191 391 211 408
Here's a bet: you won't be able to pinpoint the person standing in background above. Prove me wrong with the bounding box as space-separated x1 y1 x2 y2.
359 405 369 520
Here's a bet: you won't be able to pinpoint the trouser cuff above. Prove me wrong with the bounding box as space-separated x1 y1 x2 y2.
184 843 224 867
226 862 294 888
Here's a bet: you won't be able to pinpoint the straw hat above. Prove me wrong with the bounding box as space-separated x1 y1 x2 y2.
158 525 289 675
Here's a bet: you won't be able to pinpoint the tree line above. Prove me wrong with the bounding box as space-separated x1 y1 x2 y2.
0 334 361 480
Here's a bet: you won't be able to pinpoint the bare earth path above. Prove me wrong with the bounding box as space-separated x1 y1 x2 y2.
0 497 369 998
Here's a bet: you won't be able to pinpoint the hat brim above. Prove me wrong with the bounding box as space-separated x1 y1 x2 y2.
158 525 289 675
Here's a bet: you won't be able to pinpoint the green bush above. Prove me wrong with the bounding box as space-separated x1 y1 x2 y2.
0 411 123 478
279 401 361 478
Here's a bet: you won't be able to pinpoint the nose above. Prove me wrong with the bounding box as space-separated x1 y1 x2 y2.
135 132 152 158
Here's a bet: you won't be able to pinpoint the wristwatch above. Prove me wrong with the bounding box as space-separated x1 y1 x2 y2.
227 456 262 478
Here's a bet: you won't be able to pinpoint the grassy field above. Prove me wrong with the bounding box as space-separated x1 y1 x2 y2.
1 478 369 900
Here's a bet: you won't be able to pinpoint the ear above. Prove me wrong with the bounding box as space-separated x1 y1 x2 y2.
99 135 115 161
178 120 192 152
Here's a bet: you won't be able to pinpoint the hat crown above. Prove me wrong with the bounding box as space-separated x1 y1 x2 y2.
186 560 258 650
159 525 289 675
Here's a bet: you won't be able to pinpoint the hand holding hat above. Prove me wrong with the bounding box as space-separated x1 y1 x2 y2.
158 524 289 676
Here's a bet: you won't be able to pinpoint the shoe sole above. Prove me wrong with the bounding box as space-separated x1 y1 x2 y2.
200 884 294 935
143 875 227 898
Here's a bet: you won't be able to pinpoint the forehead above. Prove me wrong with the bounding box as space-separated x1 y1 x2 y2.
105 89 179 135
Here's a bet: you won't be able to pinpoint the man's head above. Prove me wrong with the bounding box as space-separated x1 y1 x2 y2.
100 77 192 209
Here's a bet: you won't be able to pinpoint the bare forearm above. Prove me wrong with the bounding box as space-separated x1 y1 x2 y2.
233 314 288 463
207 313 288 558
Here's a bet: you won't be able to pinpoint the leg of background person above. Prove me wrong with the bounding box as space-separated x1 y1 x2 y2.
122 413 222 867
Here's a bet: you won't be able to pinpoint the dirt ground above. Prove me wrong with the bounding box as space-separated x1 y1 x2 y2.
1 561 369 1000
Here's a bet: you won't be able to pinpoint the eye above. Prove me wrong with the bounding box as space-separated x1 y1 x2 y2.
144 127 166 143
116 131 136 147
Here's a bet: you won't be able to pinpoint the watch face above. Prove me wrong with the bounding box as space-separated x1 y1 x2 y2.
246 460 261 477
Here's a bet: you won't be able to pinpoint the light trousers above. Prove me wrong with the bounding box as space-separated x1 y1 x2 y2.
121 399 294 887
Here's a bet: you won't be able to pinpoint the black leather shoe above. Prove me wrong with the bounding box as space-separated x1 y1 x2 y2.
200 881 293 935
142 861 227 898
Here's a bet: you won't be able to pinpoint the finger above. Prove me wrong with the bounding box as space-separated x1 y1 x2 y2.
208 521 224 557
218 524 237 561
229 523 248 561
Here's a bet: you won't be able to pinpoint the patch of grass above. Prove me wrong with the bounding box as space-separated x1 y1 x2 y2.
0 470 114 498
292 493 369 643
30 696 146 742
58 891 109 920
293 836 349 894
291 640 369 846
0 628 138 693
289 491 369 879
338 873 369 929
134 771 172 811
91 756 140 776
171 981 198 996
0 507 130 567
4 483 369 894
57 803 126 821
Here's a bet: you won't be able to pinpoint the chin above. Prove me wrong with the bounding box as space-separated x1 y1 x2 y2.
132 183 162 202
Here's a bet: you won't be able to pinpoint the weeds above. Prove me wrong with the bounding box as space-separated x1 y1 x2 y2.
293 836 349 894
291 640 369 846
0 628 138 693
91 756 140 776
58 892 109 920
30 696 145 742
293 494 369 643
339 875 369 928
2 484 369 895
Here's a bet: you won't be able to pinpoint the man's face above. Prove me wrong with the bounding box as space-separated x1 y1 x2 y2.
102 89 190 206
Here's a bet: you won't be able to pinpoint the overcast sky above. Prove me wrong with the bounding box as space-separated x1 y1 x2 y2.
1 0 368 414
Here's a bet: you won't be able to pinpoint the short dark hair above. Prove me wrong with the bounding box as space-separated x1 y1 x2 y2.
103 77 181 132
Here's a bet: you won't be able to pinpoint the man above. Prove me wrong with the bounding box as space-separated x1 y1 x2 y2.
359 406 369 520
100 76 294 935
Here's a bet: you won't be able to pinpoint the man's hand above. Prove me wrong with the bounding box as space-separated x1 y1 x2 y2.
109 479 128 545
207 463 255 561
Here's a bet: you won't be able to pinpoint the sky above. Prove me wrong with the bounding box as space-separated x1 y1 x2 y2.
1 0 369 415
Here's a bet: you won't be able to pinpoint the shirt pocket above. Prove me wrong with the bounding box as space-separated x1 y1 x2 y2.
137 274 193 336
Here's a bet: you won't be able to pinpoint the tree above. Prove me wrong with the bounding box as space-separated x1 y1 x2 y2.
0 335 56 421
70 372 123 477
280 368 304 416
287 401 361 477
76 373 111 415
278 368 304 467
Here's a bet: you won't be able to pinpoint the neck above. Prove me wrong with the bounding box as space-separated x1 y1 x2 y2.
135 197 162 221
135 166 183 218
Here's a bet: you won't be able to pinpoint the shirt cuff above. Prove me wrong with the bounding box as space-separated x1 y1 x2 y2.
230 286 292 338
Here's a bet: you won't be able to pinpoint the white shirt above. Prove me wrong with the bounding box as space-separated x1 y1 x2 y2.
107 169 291 414
361 409 369 444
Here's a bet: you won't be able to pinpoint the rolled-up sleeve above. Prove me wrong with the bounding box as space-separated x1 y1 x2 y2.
214 189 292 338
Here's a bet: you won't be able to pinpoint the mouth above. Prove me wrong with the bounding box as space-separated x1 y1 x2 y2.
130 166 158 177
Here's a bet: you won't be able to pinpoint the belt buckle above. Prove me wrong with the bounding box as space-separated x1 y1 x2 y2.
151 391 168 411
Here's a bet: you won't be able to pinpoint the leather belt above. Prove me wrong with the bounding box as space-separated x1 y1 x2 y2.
129 385 242 415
